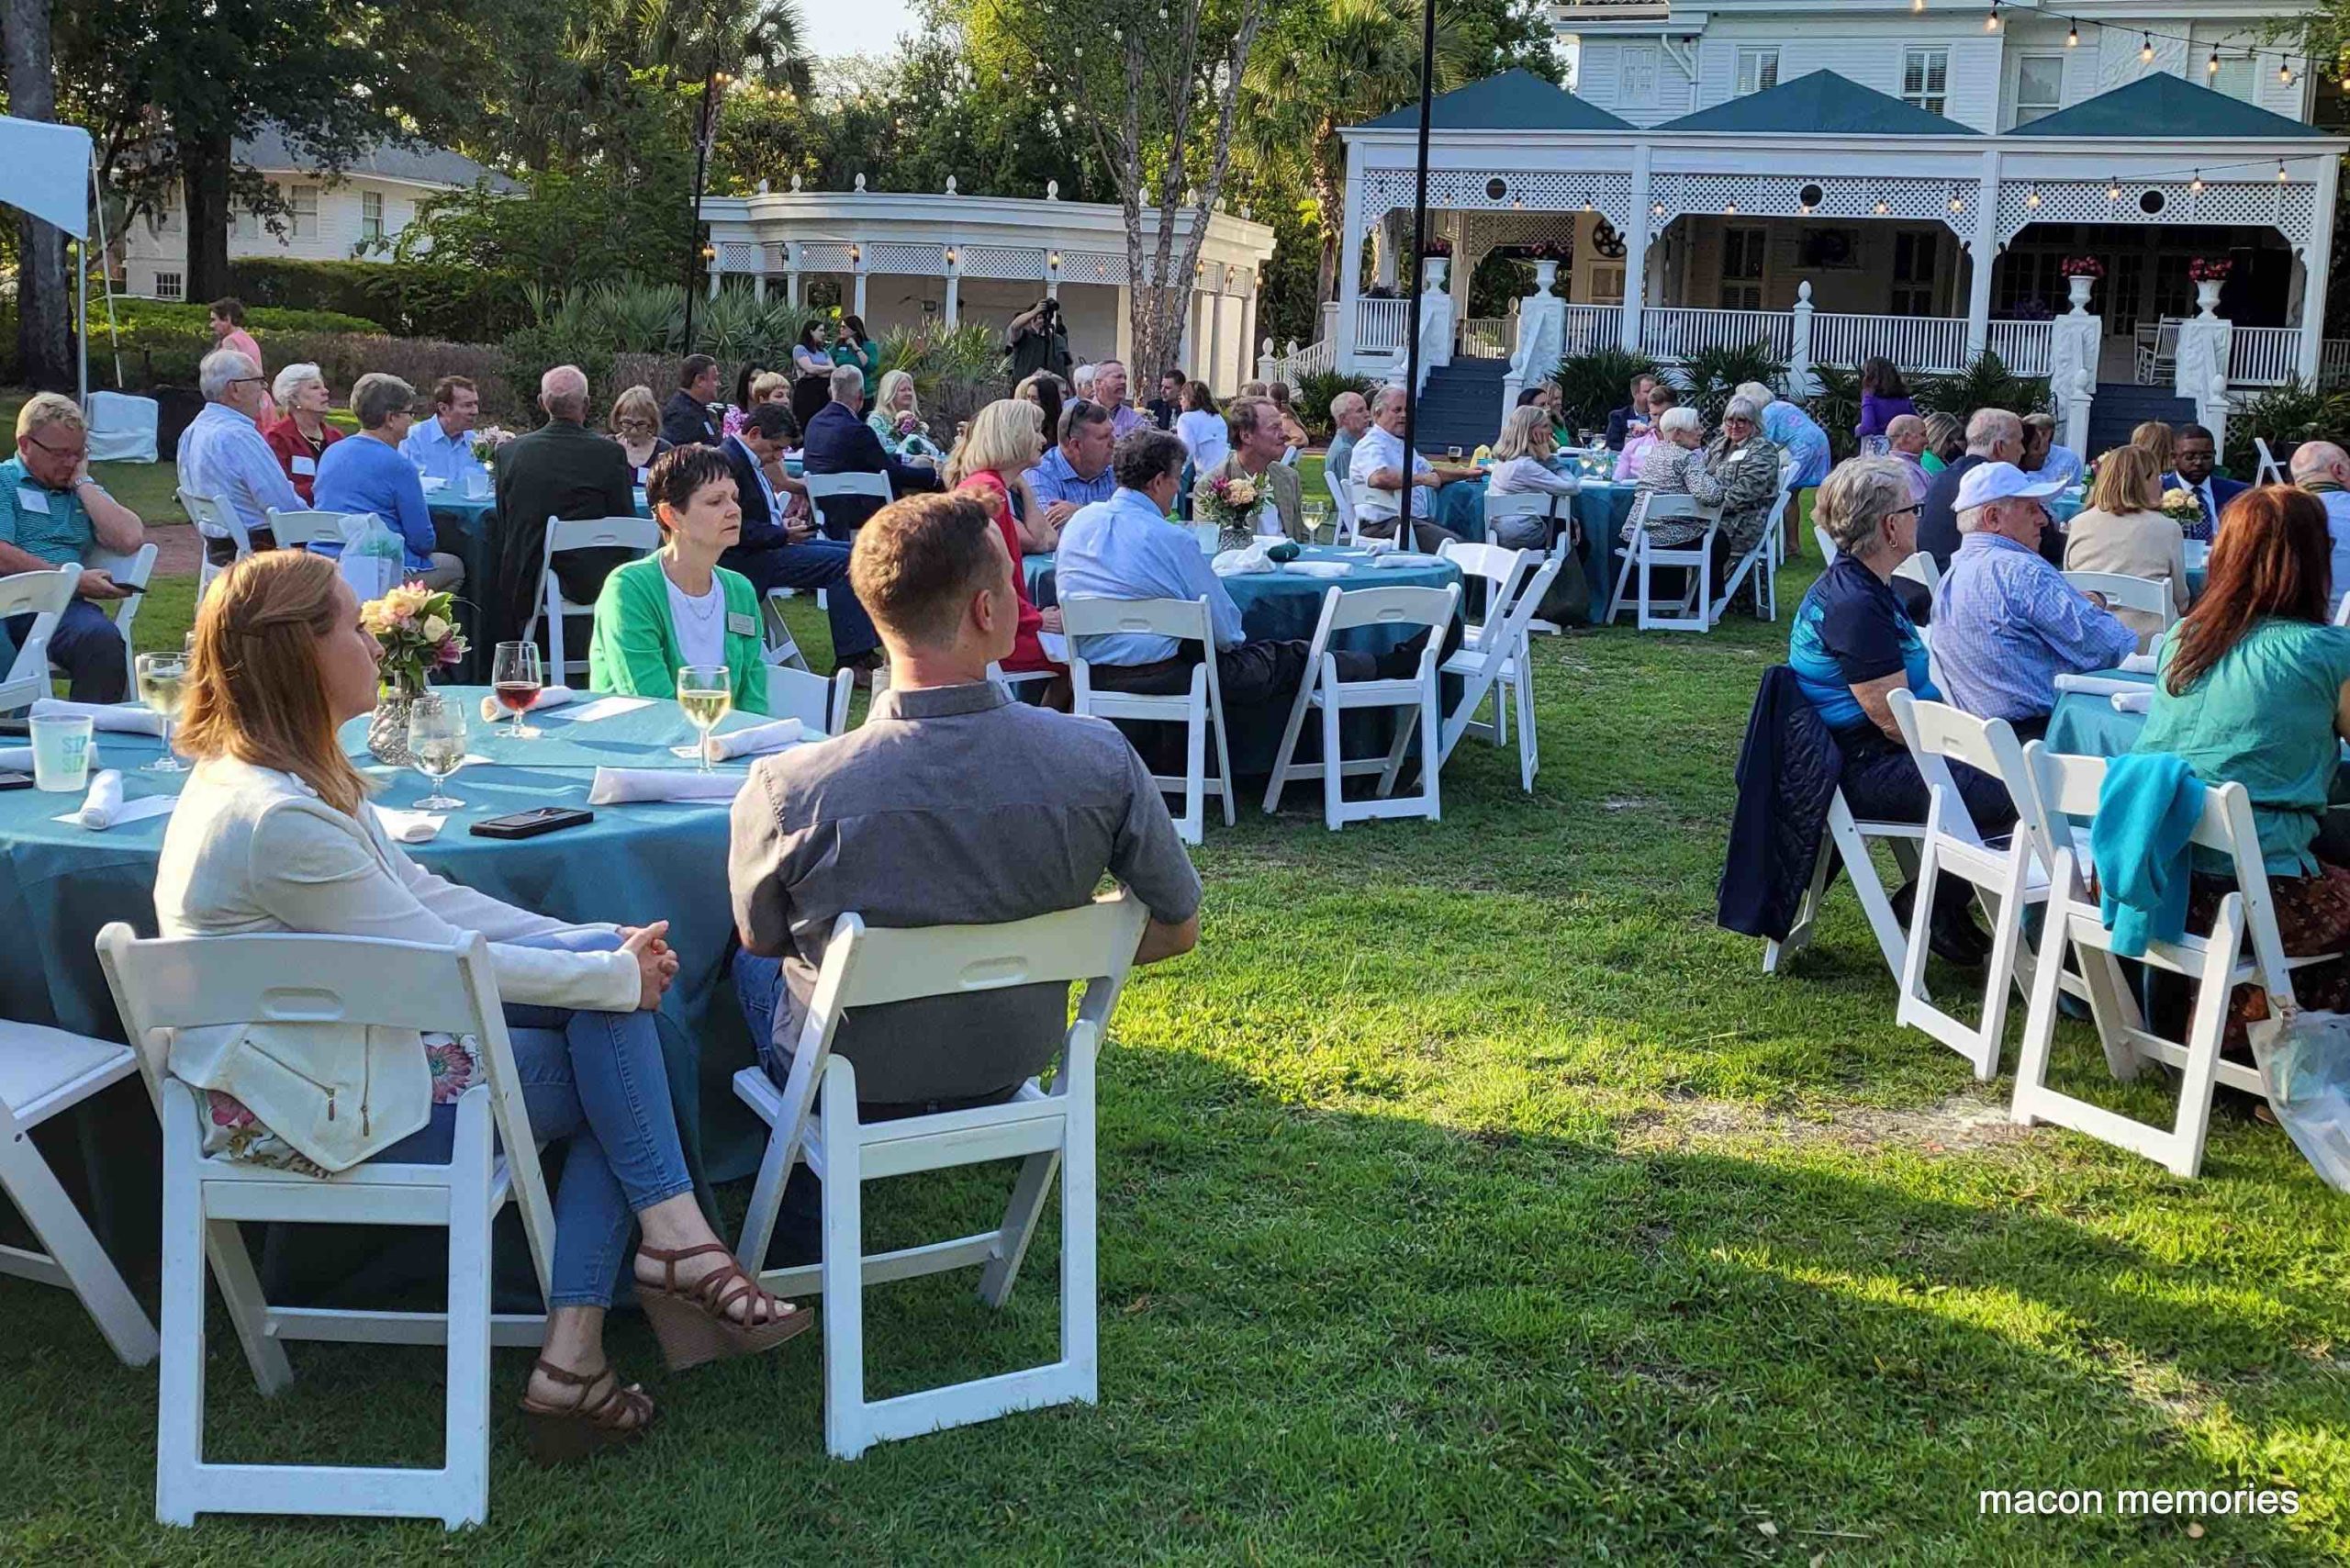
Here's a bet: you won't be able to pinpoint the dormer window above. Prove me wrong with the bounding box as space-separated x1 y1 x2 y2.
1737 48 1780 96
1903 47 1950 117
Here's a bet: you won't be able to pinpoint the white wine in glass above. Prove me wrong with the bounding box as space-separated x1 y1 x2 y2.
677 665 732 773
135 652 188 773
407 696 469 810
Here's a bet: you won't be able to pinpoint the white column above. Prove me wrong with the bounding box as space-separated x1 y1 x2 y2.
1447 215 1472 347
1964 149 2000 362
1337 141 1366 375
1621 145 1651 354
1786 280 1816 397
944 252 960 328
1240 290 1259 379
753 273 767 303
707 256 722 300
852 252 868 319
785 257 800 308
1372 215 1397 290
2300 154 2339 386
1207 284 1225 391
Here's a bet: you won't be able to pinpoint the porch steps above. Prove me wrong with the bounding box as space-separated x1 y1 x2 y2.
1411 355 1514 454
2086 383 2197 459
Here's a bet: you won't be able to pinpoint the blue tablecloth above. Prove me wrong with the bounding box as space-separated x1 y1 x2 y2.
1023 543 1461 774
2043 670 2157 760
0 689 786 1193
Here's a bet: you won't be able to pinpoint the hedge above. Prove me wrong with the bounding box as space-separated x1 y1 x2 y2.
225 259 532 342
90 297 380 335
93 327 523 422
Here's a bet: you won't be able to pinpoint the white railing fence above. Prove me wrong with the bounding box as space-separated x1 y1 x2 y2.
1459 317 1516 358
1561 305 1624 357
1639 308 1794 364
2227 327 2304 388
1354 298 1410 353
1809 314 1969 377
1262 336 1335 385
1985 319 2054 378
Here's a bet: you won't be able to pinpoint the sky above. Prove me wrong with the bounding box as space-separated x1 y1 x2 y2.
801 0 923 62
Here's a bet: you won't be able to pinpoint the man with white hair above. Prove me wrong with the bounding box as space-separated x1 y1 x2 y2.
1916 408 2029 575
1070 364 1099 400
178 346 304 564
1092 360 1148 439
801 362 942 540
1349 384 1472 553
2291 439 2350 614
1884 414 1931 503
0 394 144 700
1930 461 2136 742
492 364 639 645
1324 390 1371 498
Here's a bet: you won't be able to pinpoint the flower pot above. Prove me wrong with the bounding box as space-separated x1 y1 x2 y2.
1422 258 1449 293
2195 278 2222 318
1532 260 1559 292
366 673 429 767
2065 273 2094 314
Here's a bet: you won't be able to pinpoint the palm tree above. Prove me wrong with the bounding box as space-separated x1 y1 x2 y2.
583 0 815 97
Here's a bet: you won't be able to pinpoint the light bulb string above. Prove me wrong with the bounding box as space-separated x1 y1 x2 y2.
1927 2 2336 74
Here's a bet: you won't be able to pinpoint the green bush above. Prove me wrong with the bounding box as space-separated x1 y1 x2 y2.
1807 363 1863 464
1913 353 2049 420
1292 369 1380 440
225 258 532 341
2224 377 2350 476
1550 348 1662 435
1674 340 1788 427
91 296 379 335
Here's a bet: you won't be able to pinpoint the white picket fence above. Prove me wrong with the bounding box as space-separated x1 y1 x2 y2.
1986 319 2055 377
1638 307 1794 363
1459 317 1515 358
1354 298 1411 353
2228 327 2306 387
1811 314 1969 376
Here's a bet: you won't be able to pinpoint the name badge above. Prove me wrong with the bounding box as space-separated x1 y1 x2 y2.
290 455 318 476
16 486 50 515
1722 451 1747 466
726 611 757 638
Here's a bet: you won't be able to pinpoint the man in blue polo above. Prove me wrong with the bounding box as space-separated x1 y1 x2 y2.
0 395 145 701
1026 398 1117 534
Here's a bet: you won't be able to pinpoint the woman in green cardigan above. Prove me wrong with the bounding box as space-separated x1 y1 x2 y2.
831 314 880 399
588 444 771 716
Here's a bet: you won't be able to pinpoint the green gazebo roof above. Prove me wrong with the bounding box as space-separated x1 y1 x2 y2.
2008 72 2328 138
1354 69 1633 132
1658 70 1978 136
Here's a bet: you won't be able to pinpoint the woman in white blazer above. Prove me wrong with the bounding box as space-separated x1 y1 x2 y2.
154 549 809 1462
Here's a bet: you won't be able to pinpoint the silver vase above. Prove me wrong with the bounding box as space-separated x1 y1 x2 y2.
366 674 426 766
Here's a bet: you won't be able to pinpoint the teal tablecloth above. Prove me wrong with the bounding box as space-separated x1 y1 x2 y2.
0 689 789 1196
2043 669 2157 760
1436 479 1639 627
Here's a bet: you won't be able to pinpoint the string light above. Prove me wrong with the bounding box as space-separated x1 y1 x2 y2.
1949 194 1964 212
2016 15 2329 79
1874 196 1889 215
2280 159 2291 182
2189 169 2205 194
1912 0 1923 11
2279 60 2296 85
2139 32 2154 64
1986 2 2000 32
2208 49 2221 76
2065 22 2078 47
2024 186 2041 207
2107 176 2121 201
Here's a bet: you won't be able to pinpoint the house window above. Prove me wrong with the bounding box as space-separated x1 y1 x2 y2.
1891 232 1937 315
1902 48 1950 117
1620 46 1659 109
2013 54 2063 125
2210 55 2253 104
288 185 319 240
1590 263 1626 306
1720 226 1765 309
232 204 260 241
1737 48 1780 96
154 271 184 302
361 190 385 244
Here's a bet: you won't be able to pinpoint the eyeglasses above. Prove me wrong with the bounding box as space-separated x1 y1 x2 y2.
1887 503 1922 519
24 432 88 460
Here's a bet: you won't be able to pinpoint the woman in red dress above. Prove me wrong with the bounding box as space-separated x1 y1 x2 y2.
944 398 1064 679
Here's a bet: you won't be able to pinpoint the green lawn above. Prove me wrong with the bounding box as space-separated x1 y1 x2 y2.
6 442 2350 1562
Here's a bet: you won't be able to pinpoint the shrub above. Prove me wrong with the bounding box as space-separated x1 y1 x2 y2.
1675 340 1788 428
2224 377 2350 476
1913 352 2049 420
92 296 379 335
1807 363 1863 464
1292 369 1380 440
1550 348 1662 435
224 259 531 340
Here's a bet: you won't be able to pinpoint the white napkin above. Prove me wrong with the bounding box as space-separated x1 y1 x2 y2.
477 686 579 723
0 745 30 772
1369 554 1429 569
704 717 803 761
1357 536 1396 556
370 803 446 843
2111 691 2153 715
1212 543 1275 577
30 698 164 736
1284 560 1351 579
2119 652 2158 675
73 769 122 827
2053 673 2147 700
564 696 655 724
588 767 744 805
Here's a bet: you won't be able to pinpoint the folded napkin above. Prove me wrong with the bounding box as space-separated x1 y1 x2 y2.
0 745 30 772
30 698 165 736
73 768 123 828
705 717 803 761
1283 560 1351 579
369 803 446 843
1212 543 1276 577
2053 673 2148 700
2119 653 2158 675
1369 554 1430 569
588 767 744 805
2111 690 2153 714
1357 536 1396 556
477 686 578 724
564 696 655 724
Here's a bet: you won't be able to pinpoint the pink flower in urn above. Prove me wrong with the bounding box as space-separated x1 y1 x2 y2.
436 637 465 666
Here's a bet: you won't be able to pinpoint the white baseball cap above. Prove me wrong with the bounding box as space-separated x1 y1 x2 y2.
1954 461 2066 512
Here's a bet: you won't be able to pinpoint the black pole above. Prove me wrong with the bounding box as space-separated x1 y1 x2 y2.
1395 0 1438 554
683 71 717 354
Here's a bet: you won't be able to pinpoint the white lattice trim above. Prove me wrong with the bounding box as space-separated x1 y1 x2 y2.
1359 170 1634 236
958 244 1048 280
1057 250 1128 286
1642 174 1978 243
1995 180 2318 252
715 241 760 272
795 241 856 272
864 241 946 275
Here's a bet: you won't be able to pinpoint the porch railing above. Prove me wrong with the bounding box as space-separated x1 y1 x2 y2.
1561 305 1624 356
1354 297 1410 353
1812 314 1968 377
1639 308 1793 364
1459 317 1515 358
2228 327 2304 387
1986 320 2054 378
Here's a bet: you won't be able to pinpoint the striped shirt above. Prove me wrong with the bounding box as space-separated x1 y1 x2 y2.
1930 532 2138 722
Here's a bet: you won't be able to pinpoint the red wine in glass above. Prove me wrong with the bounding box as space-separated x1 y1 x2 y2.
494 683 540 713
492 641 546 738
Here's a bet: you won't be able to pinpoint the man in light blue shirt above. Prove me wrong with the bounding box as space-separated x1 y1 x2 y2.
1931 462 2137 740
397 375 489 492
1027 399 1118 528
1057 429 1430 709
312 372 465 588
178 348 304 564
0 394 144 700
2290 440 2350 619
2021 413 2084 494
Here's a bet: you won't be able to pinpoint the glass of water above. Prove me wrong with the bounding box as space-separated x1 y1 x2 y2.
677 665 733 773
406 695 469 810
135 651 189 772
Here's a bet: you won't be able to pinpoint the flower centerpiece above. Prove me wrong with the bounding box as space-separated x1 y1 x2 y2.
1419 237 1453 258
468 426 514 467
2058 256 2105 279
361 582 468 764
2159 485 2205 532
1193 469 1269 552
2188 256 2232 283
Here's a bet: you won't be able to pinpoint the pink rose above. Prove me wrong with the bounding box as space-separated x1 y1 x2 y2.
207 1091 257 1129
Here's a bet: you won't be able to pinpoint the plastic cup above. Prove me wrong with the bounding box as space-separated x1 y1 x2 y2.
28 713 94 792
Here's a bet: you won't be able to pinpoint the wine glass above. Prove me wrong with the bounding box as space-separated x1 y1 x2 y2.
407 696 469 811
134 651 188 773
492 641 545 738
1445 444 1463 465
677 665 732 773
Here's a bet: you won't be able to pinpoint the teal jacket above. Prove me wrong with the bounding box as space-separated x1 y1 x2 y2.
588 554 770 717
2092 751 2207 958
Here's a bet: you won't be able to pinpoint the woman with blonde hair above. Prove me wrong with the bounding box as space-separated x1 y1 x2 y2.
609 386 674 483
867 368 931 454
1483 404 1581 552
157 548 808 1464
2062 441 2190 650
2132 420 2175 481
946 398 1061 676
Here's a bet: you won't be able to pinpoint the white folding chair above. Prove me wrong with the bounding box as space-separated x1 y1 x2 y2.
767 662 854 737
95 925 558 1529
263 508 355 552
758 592 813 673
2334 593 2350 630
731 894 1149 1461
801 471 894 538
2254 436 2285 487
1262 582 1460 830
81 542 157 692
0 1021 158 1366
2062 570 2176 635
1718 485 1784 623
1763 789 1924 982
1062 595 1234 846
0 563 77 713
1436 537 1535 666
1894 551 1942 595
1438 543 1561 793
533 515 661 682
180 488 251 603
1606 494 1724 632
2010 750 2323 1177
1321 466 1360 544
1814 523 1839 563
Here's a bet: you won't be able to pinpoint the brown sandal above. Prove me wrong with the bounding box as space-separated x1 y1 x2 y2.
517 1359 655 1466
635 1242 813 1372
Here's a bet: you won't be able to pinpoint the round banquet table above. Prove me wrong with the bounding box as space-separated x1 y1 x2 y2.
0 689 787 1256
1021 543 1462 774
1436 476 1638 628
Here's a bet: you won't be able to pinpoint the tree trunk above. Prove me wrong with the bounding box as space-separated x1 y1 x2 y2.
5 0 73 391
183 132 235 305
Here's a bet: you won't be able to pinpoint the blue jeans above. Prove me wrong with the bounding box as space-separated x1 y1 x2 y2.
378 930 691 1309
722 542 880 662
6 599 127 703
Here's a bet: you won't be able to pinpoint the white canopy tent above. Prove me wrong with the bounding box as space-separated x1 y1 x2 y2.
0 114 120 411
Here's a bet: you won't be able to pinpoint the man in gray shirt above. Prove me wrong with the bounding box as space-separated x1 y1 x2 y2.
729 489 1202 1119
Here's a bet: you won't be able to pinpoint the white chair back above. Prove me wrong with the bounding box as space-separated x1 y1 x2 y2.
541 515 662 680
1263 581 1462 829
2334 592 2350 629
1440 550 1562 791
2062 569 2175 630
1813 523 1838 562
2254 436 2285 487
1321 465 1360 543
79 543 158 693
0 563 78 712
263 509 355 550
1893 551 1942 594
767 663 854 737
180 488 251 601
801 470 894 535
1059 594 1235 844
1480 490 1558 523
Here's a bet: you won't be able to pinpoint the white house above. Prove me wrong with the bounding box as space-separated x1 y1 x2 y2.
1301 0 2347 449
699 183 1280 395
118 127 514 301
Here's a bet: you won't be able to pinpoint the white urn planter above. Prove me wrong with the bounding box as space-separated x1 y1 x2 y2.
1531 259 1559 293
2194 278 2222 319
1422 257 1449 292
2065 273 2095 314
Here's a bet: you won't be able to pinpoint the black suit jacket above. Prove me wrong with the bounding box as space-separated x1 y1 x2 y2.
662 388 720 447
800 402 941 536
721 435 790 553
491 420 639 648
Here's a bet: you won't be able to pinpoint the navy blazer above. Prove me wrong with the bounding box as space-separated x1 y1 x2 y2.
2162 472 2247 541
799 401 941 536
720 436 792 554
